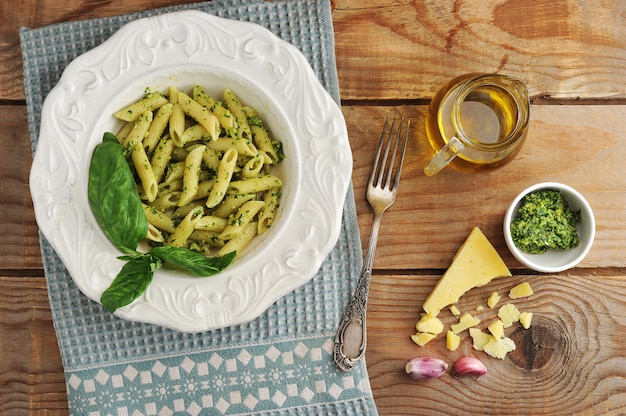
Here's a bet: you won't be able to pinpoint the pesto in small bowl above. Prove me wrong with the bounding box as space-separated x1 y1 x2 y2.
503 182 595 273
510 190 581 254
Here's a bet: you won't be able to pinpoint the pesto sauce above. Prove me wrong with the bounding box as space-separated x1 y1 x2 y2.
510 190 581 254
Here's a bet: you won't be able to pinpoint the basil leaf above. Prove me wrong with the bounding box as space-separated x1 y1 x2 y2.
88 132 148 254
150 246 236 276
100 254 161 313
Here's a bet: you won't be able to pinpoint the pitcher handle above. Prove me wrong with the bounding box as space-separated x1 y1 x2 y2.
424 136 464 176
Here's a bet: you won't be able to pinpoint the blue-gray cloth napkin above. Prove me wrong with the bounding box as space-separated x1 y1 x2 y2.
20 1 378 414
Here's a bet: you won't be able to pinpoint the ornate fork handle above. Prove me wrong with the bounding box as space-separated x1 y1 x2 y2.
334 115 409 371
333 213 382 371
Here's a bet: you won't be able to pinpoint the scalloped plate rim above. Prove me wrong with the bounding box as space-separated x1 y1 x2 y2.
29 10 352 332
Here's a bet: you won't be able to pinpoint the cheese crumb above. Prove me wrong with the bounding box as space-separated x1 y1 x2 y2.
410 332 437 347
487 320 505 339
415 314 444 335
446 330 461 351
509 282 534 299
520 312 533 329
483 336 516 359
469 328 492 351
487 291 501 309
498 303 521 328
451 313 481 334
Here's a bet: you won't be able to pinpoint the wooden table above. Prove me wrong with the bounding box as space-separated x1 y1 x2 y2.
2 1 625 414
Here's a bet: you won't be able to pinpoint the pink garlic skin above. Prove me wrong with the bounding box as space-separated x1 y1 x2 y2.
405 357 448 380
452 356 488 378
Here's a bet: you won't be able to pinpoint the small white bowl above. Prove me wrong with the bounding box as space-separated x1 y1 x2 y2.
503 182 595 273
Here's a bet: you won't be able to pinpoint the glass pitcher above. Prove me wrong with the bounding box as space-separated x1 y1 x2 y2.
424 74 530 176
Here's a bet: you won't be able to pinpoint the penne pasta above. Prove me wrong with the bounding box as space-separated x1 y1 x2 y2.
204 136 258 158
229 174 282 195
211 193 256 219
202 147 221 171
258 186 281 235
109 86 284 263
188 230 225 247
166 205 204 248
143 103 173 155
172 201 205 220
180 124 212 145
146 223 165 243
177 91 221 142
193 85 238 136
218 200 265 241
151 135 174 184
206 147 238 208
168 86 186 147
163 161 185 184
195 215 229 232
116 121 135 143
179 145 205 207
243 106 279 163
240 154 264 179
216 222 257 257
151 191 181 213
223 88 252 140
142 204 176 234
114 92 168 122
122 110 153 154
131 142 158 202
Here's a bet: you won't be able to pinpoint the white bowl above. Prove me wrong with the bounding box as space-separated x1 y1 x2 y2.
503 182 595 273
29 11 352 332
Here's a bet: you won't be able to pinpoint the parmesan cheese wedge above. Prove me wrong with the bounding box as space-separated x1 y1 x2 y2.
422 227 511 316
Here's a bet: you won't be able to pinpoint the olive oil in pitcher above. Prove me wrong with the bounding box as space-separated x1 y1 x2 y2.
425 74 530 175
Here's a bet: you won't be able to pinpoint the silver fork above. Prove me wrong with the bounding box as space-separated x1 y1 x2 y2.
334 115 410 371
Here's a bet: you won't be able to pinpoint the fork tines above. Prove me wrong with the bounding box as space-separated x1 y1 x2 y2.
371 115 410 191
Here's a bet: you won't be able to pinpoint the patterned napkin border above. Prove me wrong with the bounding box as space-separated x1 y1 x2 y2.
21 0 379 415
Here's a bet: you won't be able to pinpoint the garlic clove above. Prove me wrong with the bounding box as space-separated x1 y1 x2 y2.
405 356 448 380
451 356 488 378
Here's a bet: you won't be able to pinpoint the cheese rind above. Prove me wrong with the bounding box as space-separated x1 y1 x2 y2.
422 227 511 316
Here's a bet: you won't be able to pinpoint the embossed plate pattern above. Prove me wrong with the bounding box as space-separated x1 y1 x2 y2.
29 10 352 332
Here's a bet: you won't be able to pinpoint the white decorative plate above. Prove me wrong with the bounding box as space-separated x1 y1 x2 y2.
30 10 352 332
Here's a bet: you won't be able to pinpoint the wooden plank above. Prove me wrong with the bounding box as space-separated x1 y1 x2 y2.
365 271 626 415
0 106 42 270
3 104 624 270
0 276 68 415
3 1 626 101
0 0 200 100
1 270 625 415
332 0 626 100
345 105 626 270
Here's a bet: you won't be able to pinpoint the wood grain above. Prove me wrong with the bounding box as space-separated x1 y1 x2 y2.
9 104 626 271
366 272 626 415
2 0 626 415
344 105 626 270
4 1 626 101
332 0 626 100
0 276 68 415
0 106 42 270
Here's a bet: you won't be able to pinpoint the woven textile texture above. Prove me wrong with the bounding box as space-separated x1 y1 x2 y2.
21 0 378 415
